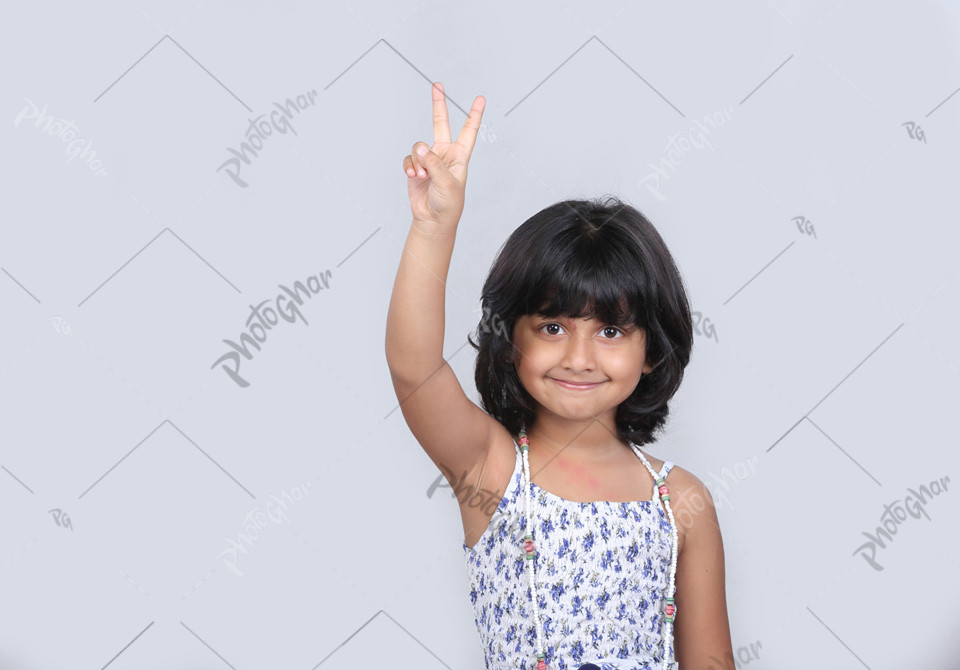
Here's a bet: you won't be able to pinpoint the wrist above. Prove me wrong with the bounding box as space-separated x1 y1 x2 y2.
411 217 459 239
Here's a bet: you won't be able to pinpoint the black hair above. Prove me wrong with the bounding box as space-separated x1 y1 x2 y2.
467 196 693 447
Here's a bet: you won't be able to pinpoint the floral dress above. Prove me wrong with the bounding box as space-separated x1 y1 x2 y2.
463 440 676 670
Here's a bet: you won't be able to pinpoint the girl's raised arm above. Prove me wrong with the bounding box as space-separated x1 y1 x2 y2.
385 82 498 486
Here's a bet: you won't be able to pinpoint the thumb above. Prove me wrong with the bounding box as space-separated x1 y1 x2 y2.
416 144 451 185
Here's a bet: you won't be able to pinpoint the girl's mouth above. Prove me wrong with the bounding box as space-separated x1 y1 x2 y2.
550 378 604 390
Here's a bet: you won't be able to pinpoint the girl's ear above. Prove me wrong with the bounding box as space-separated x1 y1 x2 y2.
641 356 658 374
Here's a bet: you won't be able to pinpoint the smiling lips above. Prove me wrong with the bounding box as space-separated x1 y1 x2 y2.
551 378 604 390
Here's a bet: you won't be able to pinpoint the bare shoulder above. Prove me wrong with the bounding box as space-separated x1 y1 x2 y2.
663 464 716 514
634 450 702 497
663 462 701 489
659 464 720 551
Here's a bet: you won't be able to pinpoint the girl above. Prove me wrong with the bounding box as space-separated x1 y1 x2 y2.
386 82 734 670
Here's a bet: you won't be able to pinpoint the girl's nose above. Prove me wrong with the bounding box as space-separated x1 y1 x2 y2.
561 334 596 371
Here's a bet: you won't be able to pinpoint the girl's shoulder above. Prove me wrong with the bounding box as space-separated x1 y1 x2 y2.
635 448 683 482
654 460 709 502
635 450 712 508
655 462 720 542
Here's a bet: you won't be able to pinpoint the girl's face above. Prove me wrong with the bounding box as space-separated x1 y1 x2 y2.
510 312 653 427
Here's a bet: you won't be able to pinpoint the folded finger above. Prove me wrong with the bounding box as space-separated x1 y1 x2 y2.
411 142 430 177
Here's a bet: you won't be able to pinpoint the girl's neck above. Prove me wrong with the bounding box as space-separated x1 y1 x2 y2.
523 418 624 460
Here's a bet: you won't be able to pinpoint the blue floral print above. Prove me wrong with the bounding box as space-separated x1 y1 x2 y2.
463 441 676 670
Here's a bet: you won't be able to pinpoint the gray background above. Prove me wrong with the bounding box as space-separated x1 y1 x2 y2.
2 1 959 669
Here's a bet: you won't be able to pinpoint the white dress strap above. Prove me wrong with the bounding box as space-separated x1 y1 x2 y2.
650 460 674 500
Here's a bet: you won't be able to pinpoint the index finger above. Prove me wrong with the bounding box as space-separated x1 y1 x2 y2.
432 82 451 145
455 94 486 155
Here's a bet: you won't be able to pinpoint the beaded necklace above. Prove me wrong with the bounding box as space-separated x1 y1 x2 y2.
518 426 679 670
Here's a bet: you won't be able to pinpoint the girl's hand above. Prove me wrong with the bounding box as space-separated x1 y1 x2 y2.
403 82 486 229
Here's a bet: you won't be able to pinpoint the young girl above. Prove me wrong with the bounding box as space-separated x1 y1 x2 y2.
386 82 734 670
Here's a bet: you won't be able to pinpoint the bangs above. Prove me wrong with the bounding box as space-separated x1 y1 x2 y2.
517 232 650 328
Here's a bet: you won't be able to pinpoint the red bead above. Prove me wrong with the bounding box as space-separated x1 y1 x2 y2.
537 661 546 670
665 604 676 616
519 436 529 445
659 484 669 495
525 540 535 553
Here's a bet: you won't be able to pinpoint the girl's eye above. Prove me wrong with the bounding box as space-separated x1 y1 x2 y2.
538 323 624 338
